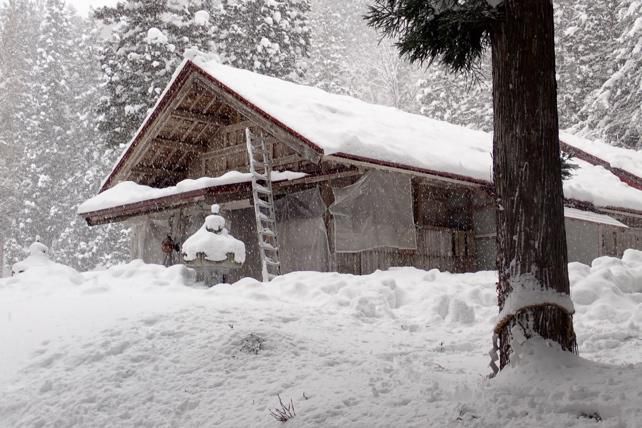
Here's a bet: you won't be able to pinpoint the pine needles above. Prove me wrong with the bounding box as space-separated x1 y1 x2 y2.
365 0 503 76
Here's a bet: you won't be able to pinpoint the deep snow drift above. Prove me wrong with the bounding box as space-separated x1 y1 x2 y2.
0 251 641 427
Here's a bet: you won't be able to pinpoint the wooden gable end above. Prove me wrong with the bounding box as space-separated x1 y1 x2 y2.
186 120 308 180
105 62 323 190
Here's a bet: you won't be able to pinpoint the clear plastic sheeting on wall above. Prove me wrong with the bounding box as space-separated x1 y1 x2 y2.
330 170 417 253
275 188 330 273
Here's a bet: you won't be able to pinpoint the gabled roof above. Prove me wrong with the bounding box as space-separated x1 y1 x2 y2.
94 56 642 217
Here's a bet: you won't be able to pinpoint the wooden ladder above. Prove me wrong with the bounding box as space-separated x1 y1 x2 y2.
245 128 281 282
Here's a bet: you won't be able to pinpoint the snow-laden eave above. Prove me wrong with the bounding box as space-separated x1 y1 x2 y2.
325 153 491 187
560 137 642 191
83 171 307 226
83 182 244 226
560 132 642 184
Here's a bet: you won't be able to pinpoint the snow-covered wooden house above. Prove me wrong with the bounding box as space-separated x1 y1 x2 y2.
79 57 642 281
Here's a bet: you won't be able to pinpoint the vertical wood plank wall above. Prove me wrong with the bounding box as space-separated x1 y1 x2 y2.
335 226 476 275
600 225 642 258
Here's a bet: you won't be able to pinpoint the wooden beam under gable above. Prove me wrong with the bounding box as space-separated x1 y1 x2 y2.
220 120 255 135
191 74 323 164
120 77 199 183
171 109 223 126
153 136 208 153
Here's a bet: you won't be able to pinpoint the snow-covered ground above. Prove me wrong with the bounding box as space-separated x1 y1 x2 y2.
1 252 641 427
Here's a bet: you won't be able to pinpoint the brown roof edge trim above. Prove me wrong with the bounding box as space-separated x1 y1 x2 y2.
83 181 252 226
610 167 642 191
560 140 642 191
328 152 492 187
100 62 196 193
188 61 323 156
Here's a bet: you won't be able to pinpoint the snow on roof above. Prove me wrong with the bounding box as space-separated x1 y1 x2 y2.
191 57 642 212
99 56 642 214
564 207 628 228
79 171 306 214
193 57 494 182
560 132 642 179
563 160 642 212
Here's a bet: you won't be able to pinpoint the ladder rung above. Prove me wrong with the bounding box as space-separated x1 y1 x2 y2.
259 214 275 223
247 128 280 281
255 198 270 208
260 228 275 237
254 184 271 195
260 243 278 251
252 168 268 176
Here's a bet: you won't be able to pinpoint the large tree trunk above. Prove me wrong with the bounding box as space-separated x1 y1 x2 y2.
491 0 577 369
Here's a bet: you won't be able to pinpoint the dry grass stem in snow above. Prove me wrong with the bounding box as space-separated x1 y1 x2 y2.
269 394 296 422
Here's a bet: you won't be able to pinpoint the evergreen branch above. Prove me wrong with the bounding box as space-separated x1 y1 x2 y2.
365 0 503 75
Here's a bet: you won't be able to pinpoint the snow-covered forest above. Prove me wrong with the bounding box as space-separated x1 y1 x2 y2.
0 0 640 273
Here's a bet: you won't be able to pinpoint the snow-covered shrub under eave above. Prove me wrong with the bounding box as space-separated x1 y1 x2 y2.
181 205 246 266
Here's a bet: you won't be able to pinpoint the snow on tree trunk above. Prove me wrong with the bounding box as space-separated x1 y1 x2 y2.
490 0 577 368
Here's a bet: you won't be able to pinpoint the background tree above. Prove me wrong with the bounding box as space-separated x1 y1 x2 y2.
216 0 311 79
93 0 186 147
304 0 422 109
52 14 131 269
94 0 311 147
0 0 130 271
554 0 619 129
367 0 577 369
416 56 493 131
0 0 42 270
575 0 642 149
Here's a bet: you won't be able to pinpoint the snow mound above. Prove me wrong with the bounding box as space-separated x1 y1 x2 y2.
467 338 642 427
9 242 82 285
1 254 641 426
569 251 642 361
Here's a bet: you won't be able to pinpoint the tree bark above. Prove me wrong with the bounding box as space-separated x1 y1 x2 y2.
490 0 577 369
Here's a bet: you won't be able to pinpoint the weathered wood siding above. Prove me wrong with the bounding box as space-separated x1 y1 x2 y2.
602 225 642 258
335 226 476 275
331 178 477 275
187 122 302 179
473 192 642 268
